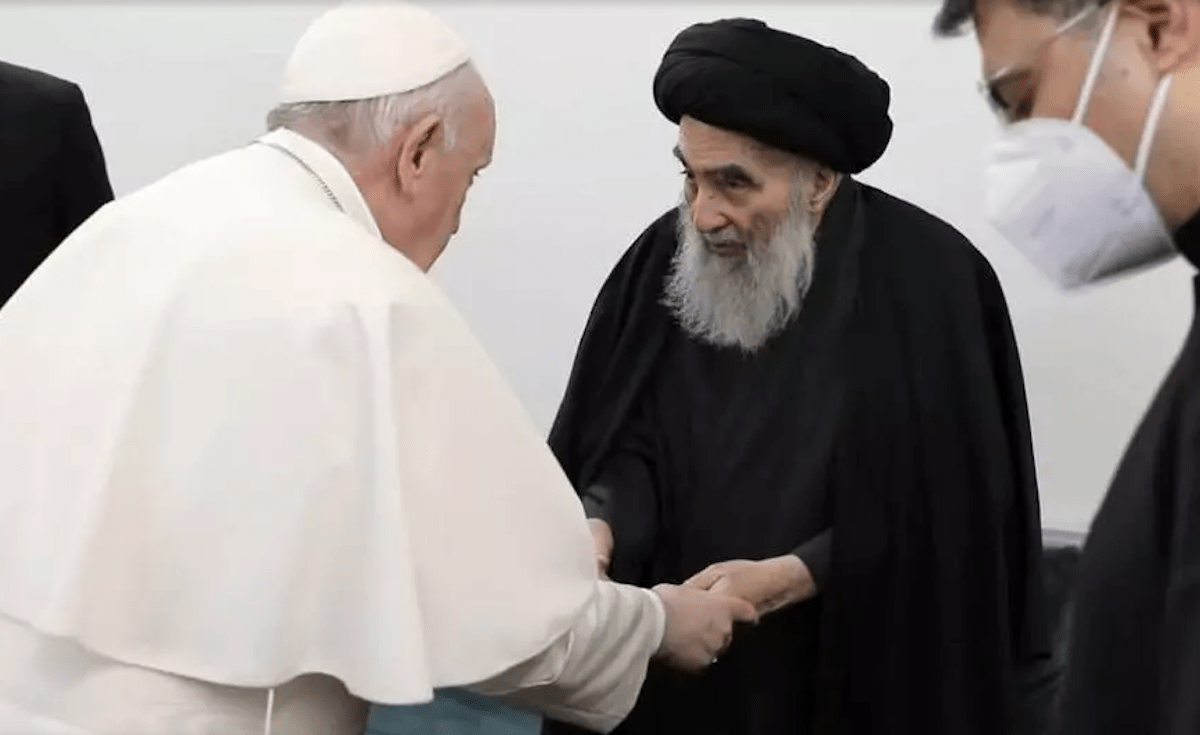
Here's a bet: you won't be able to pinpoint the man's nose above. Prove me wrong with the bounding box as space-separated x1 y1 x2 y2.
691 195 728 234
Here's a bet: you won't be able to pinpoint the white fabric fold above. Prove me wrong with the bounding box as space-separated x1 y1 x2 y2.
0 129 597 705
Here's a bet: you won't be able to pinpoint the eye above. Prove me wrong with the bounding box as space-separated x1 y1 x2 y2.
1012 96 1034 122
989 71 1038 123
681 172 697 199
993 88 1030 122
716 171 753 190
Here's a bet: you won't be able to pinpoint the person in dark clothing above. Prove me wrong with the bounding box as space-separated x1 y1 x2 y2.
0 61 113 305
934 0 1200 733
544 17 1051 735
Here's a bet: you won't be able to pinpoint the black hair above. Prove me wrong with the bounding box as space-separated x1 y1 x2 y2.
933 0 1107 36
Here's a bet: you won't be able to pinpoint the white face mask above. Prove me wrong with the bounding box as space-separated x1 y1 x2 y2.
986 3 1176 290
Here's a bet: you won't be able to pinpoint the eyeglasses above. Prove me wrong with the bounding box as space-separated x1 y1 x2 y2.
977 2 1101 123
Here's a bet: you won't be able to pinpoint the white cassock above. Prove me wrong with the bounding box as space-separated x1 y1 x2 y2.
0 128 664 735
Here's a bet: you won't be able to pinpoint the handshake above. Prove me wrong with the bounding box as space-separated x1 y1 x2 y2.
650 581 757 673
590 519 815 673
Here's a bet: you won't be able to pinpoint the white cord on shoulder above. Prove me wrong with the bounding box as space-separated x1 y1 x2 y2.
263 687 276 735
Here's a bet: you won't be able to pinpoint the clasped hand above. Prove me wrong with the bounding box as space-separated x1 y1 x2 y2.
590 520 756 670
683 556 816 617
590 520 817 671
590 519 816 618
592 519 811 673
656 557 813 671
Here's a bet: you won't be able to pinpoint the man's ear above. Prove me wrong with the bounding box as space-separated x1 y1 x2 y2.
809 167 842 215
395 112 443 190
1123 0 1200 70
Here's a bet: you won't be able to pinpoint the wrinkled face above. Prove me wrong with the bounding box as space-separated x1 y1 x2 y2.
974 0 1200 225
675 116 803 255
665 117 835 353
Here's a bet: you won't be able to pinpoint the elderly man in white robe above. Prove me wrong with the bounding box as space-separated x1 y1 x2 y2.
0 4 758 735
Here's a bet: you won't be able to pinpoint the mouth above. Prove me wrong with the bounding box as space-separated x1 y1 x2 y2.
705 240 747 257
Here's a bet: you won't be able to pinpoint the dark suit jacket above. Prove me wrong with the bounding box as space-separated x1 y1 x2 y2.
0 61 113 305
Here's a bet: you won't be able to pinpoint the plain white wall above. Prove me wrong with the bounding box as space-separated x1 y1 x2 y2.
1 1 1192 532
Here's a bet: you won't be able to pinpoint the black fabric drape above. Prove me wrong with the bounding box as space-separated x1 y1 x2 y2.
0 61 114 306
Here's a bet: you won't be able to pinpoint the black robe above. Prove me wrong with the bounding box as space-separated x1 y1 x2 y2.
544 179 1051 735
1051 211 1200 734
0 61 113 306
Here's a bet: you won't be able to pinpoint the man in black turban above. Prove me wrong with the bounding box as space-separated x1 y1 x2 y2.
543 18 1052 735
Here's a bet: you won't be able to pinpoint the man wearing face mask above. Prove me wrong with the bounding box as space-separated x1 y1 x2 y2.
935 0 1200 732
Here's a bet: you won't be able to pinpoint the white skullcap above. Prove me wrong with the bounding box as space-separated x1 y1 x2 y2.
279 2 471 104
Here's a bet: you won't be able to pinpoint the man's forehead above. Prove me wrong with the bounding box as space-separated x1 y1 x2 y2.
975 0 1067 78
677 120 768 165
468 94 496 165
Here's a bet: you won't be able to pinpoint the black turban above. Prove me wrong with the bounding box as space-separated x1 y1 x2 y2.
653 18 893 174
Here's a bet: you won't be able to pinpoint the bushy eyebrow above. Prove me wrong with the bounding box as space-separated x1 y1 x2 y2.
673 146 760 187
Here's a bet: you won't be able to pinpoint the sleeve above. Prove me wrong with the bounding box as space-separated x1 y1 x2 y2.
972 246 1049 667
791 529 832 593
468 581 666 733
580 401 659 581
54 83 114 241
1159 470 1200 733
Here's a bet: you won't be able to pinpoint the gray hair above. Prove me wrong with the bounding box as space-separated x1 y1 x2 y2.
265 61 480 158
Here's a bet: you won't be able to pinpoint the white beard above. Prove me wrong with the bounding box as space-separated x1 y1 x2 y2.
663 198 817 353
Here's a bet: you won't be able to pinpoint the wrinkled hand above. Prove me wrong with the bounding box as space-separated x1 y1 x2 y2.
652 584 758 673
588 519 613 580
684 557 815 617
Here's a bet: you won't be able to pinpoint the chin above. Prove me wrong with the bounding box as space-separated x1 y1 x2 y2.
414 237 452 272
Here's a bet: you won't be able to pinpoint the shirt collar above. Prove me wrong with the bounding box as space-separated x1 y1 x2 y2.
255 128 382 241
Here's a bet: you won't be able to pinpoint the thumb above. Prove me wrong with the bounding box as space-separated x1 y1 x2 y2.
710 577 734 597
725 595 759 624
683 565 722 590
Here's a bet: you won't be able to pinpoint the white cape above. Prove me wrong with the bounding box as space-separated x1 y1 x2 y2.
0 130 597 705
